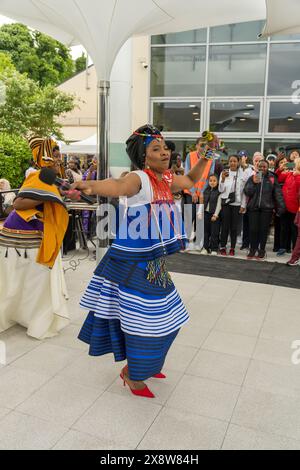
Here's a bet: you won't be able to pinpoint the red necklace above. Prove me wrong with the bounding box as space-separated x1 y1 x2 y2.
143 169 174 203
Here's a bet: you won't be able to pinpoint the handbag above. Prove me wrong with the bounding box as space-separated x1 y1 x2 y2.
222 174 238 206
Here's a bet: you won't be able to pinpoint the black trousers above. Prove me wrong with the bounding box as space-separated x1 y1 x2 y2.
273 214 281 252
242 212 250 248
220 205 241 249
280 211 297 251
204 212 220 252
249 210 273 252
182 193 197 240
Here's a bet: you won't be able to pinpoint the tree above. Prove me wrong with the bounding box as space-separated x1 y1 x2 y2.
0 133 32 188
0 52 15 73
75 53 88 74
0 69 76 140
0 23 75 87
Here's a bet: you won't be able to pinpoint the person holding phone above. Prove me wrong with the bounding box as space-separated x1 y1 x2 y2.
266 154 277 173
244 160 285 260
238 150 255 250
276 158 300 256
287 159 300 266
288 149 300 163
218 155 247 256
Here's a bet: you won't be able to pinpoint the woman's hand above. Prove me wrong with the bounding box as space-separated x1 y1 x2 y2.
211 215 218 222
192 193 199 204
221 170 229 182
64 189 81 201
70 181 93 196
239 207 246 214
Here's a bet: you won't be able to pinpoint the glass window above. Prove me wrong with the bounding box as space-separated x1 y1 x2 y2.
210 21 266 43
268 102 300 133
170 140 230 162
271 33 300 41
169 139 196 160
208 44 267 96
209 102 261 132
153 102 201 132
268 43 300 96
151 46 206 97
221 140 262 160
264 140 300 156
151 29 207 45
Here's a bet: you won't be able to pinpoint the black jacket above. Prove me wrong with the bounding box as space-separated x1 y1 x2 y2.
204 187 220 214
244 172 285 213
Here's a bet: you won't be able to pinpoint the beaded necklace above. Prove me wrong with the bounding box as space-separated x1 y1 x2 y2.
143 169 184 288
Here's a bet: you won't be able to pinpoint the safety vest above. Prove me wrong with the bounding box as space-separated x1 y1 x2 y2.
184 151 213 196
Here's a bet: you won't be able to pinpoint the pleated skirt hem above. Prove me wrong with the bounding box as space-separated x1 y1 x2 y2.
78 313 179 381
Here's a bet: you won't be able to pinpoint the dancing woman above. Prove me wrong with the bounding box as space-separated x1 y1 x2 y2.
71 125 211 398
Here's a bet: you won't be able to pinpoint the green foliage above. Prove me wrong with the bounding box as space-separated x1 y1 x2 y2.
0 69 76 139
75 53 87 74
0 133 32 187
0 23 75 86
0 52 15 73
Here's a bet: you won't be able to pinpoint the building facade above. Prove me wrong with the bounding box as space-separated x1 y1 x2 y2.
59 20 300 171
149 20 300 157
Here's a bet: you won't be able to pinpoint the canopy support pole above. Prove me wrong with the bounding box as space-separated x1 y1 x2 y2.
96 80 110 263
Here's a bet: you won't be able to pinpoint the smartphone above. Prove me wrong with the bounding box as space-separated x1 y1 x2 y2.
286 163 295 170
257 171 263 181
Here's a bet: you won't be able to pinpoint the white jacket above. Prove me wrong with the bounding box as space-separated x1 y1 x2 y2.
219 168 247 209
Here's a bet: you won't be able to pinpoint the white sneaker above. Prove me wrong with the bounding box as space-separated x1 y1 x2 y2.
211 251 218 256
185 242 195 252
201 249 209 255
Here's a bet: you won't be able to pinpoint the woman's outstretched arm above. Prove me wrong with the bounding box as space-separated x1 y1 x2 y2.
71 172 141 198
171 157 210 192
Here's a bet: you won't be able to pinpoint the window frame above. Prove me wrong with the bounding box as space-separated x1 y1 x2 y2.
150 98 205 137
206 98 264 138
265 99 300 138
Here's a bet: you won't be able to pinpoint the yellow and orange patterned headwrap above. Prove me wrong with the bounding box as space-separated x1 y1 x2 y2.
28 136 58 169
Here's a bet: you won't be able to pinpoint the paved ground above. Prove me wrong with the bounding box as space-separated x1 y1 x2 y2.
0 253 300 450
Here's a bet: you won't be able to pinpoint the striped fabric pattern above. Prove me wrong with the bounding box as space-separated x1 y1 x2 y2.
80 274 189 337
109 201 187 261
17 189 66 207
0 226 42 249
78 316 178 381
78 172 189 377
28 136 56 168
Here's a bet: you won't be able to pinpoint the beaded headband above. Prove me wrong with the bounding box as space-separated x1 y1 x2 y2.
133 132 162 138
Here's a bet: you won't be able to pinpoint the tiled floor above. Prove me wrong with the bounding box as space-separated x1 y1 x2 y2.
0 255 300 450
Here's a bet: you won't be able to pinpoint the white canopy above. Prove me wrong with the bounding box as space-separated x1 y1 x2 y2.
61 134 97 154
0 0 266 80
261 0 300 37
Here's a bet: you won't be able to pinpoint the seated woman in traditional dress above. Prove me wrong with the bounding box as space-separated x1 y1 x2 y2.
0 138 70 339
70 125 212 399
0 179 16 217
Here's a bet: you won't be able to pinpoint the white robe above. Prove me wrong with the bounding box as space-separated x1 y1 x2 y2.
0 248 69 339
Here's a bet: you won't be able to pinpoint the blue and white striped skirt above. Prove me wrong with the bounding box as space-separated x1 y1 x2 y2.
78 315 178 381
78 258 189 380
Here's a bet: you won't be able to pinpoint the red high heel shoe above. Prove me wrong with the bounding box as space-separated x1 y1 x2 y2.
123 365 166 380
120 368 155 399
153 373 166 379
